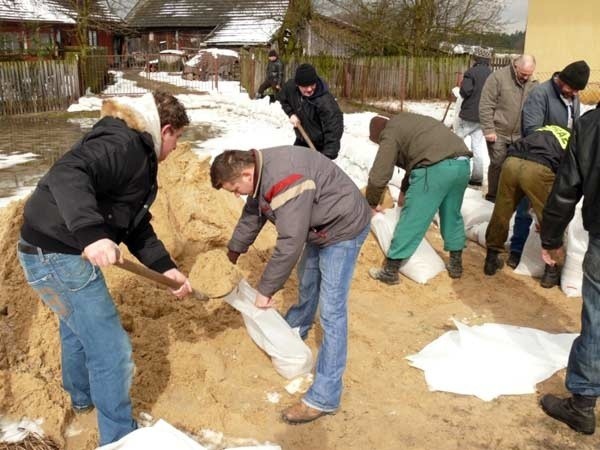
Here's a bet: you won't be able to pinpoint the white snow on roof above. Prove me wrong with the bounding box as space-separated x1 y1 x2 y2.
160 49 186 55
0 0 75 23
205 17 282 45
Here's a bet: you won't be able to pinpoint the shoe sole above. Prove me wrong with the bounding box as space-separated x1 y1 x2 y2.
281 410 334 425
540 399 595 435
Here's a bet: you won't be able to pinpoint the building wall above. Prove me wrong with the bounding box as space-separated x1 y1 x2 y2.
524 0 600 81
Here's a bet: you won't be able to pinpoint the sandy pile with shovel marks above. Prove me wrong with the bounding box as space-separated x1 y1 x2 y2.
1 143 596 450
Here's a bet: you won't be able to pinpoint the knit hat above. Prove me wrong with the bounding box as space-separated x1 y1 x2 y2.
268 49 278 57
294 64 318 86
473 46 492 60
369 115 389 144
558 60 590 90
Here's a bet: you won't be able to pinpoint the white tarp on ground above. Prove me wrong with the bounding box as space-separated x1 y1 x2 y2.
98 419 281 450
406 320 577 401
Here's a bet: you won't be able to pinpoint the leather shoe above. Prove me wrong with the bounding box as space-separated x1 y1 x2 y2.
281 401 332 424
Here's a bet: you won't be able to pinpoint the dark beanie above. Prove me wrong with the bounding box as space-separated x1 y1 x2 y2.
295 64 318 86
558 60 590 90
268 49 277 57
369 115 389 144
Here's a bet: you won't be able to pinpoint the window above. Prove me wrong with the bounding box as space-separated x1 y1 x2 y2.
0 32 22 53
88 30 98 47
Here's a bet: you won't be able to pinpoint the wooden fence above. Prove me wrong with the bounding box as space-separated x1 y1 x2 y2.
241 52 472 101
0 60 80 115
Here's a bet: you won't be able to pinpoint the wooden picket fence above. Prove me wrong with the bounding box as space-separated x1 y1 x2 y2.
241 52 471 101
0 60 80 115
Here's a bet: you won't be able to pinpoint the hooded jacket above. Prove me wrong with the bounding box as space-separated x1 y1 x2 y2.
21 94 176 273
542 108 600 250
277 77 344 159
521 74 581 137
228 146 371 296
266 58 284 86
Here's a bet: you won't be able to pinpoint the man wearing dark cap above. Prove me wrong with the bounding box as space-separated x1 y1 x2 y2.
256 49 284 101
515 60 590 287
277 63 344 159
522 60 590 137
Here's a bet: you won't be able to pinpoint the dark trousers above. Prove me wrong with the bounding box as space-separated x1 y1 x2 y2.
486 139 511 201
257 79 279 97
486 157 555 252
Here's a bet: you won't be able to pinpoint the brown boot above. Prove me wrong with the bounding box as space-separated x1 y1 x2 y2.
281 401 333 424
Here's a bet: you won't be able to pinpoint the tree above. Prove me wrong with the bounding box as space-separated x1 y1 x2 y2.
317 0 507 55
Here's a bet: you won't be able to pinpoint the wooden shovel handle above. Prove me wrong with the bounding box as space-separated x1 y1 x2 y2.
116 258 182 290
297 123 317 151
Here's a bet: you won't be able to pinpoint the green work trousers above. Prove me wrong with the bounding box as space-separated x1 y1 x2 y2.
485 156 555 253
388 158 470 260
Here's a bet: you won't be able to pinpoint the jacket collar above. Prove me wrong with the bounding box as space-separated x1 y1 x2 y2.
251 149 263 198
99 93 162 158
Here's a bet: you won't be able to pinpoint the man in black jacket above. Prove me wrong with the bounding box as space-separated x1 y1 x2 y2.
539 107 600 435
483 125 570 284
455 47 492 186
277 63 344 159
256 49 284 101
16 91 192 446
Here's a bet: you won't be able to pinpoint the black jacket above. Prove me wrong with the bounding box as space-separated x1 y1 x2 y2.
541 108 600 250
21 116 176 273
521 74 581 137
266 59 284 86
459 60 492 123
277 77 344 159
506 125 570 174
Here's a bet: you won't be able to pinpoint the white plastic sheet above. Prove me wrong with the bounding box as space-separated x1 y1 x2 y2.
370 207 446 284
562 205 587 297
98 420 207 450
224 280 313 379
406 320 577 401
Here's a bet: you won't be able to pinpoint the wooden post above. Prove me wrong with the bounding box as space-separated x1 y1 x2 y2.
399 67 405 112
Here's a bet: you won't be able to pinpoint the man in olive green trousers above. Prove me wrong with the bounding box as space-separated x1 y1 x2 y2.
484 125 570 289
366 113 472 284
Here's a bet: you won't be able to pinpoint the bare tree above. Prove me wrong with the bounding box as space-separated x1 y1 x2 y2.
317 0 506 55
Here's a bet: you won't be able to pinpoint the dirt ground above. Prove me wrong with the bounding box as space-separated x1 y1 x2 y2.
0 143 597 450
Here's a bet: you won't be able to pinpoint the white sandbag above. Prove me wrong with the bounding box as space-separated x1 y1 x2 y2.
514 222 545 278
370 207 446 284
461 188 494 229
224 280 313 379
406 320 577 401
98 419 207 450
465 221 488 248
562 205 587 297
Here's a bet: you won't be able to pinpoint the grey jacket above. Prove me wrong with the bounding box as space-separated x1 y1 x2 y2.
228 146 371 296
479 63 537 141
521 74 581 137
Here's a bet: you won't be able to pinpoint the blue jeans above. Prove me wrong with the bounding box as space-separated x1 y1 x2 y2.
17 245 137 445
284 224 369 412
566 234 600 397
510 197 532 255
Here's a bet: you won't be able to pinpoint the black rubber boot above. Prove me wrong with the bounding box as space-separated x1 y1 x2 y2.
506 251 521 269
369 258 403 285
447 251 463 279
540 264 561 288
540 394 596 435
484 249 504 276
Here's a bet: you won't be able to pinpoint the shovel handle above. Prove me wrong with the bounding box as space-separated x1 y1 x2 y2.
297 123 317 151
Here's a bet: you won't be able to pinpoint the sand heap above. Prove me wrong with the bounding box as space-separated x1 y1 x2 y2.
0 143 280 447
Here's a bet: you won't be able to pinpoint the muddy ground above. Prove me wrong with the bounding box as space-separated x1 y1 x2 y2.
0 144 597 449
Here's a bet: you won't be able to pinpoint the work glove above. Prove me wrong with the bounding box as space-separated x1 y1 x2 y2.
227 249 240 265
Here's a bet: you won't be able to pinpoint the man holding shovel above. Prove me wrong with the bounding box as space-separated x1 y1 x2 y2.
278 63 344 159
16 91 192 446
211 146 370 424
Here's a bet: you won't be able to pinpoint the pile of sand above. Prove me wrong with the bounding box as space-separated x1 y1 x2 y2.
1 143 595 450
